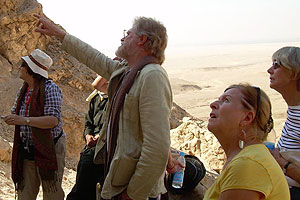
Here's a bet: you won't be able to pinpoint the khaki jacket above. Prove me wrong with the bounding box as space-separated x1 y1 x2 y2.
62 34 172 200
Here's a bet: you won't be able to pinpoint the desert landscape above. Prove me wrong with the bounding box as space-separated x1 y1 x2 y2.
0 0 300 199
165 42 299 137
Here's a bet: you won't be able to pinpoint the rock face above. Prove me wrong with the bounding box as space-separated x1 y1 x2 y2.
0 0 99 167
170 102 192 129
0 0 226 199
171 117 226 173
0 0 48 65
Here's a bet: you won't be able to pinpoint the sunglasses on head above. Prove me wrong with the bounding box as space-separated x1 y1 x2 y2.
253 86 261 120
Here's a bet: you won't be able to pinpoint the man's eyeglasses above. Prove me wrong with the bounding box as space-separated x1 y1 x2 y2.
272 60 281 69
123 29 128 38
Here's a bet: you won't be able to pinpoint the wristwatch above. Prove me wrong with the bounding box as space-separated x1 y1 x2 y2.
283 161 291 174
26 117 30 125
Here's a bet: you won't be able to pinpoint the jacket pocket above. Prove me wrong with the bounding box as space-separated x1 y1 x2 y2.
111 155 138 186
122 94 139 121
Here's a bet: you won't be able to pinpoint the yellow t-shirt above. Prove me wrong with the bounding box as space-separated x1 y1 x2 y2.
204 144 290 200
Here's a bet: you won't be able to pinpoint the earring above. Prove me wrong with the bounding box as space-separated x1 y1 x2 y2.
239 140 244 149
239 130 247 149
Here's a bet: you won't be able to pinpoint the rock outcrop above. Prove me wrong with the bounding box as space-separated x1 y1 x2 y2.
0 0 48 65
171 117 225 173
0 0 99 167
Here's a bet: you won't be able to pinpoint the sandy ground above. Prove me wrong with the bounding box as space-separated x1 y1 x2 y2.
0 161 76 200
164 41 300 140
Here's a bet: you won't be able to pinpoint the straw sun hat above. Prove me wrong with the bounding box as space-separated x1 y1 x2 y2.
22 49 53 78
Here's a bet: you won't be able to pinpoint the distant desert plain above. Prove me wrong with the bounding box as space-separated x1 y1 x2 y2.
164 41 300 140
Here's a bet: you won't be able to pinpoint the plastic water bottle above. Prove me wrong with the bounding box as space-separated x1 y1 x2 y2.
172 152 186 188
264 129 276 150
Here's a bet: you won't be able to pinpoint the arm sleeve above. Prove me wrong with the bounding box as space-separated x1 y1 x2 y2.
83 96 96 140
61 33 120 81
44 83 62 122
84 96 108 140
220 157 272 198
127 70 173 199
11 87 22 114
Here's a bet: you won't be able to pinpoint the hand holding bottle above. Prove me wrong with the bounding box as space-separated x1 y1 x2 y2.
172 152 186 188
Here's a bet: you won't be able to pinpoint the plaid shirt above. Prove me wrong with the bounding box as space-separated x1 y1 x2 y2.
11 79 64 146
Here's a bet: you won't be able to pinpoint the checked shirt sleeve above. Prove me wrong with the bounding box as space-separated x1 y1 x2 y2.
11 87 22 114
44 80 63 138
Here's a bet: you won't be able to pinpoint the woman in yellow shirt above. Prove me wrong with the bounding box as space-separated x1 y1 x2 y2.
204 84 289 200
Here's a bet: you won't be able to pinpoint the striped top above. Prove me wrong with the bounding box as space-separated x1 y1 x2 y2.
277 105 300 150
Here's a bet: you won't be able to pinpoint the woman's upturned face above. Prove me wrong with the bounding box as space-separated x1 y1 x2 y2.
208 88 247 136
267 61 293 93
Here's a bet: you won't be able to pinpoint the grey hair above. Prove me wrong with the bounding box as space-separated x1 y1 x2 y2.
272 46 300 90
133 17 168 65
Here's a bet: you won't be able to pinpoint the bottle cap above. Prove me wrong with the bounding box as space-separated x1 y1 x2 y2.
264 142 275 150
179 152 185 156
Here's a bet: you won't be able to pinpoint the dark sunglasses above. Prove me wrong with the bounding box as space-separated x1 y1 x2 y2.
20 60 28 68
272 60 281 69
253 86 274 132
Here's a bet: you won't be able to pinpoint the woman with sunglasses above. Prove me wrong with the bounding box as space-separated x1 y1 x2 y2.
203 84 289 200
268 47 300 200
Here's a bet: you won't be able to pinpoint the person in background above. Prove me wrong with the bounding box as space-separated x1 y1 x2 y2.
67 76 109 200
34 14 172 200
204 83 289 200
267 46 300 200
4 49 65 200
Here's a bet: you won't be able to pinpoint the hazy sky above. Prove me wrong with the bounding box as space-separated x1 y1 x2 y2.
38 0 300 57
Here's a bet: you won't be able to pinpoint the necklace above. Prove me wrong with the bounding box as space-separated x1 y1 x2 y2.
24 87 32 116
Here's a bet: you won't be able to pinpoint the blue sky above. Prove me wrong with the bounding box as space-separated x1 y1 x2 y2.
38 0 300 57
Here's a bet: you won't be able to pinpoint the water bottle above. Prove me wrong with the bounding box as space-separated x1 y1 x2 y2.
172 152 186 188
264 129 276 150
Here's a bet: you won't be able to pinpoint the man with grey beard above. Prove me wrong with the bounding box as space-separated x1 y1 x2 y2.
34 14 172 200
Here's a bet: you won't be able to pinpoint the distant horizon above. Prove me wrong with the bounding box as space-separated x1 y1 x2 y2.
98 38 300 59
168 37 300 47
38 0 300 57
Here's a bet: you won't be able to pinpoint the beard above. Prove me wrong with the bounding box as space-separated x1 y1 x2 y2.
115 45 127 59
115 37 138 60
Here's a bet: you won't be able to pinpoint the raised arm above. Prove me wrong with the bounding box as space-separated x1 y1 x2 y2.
34 14 121 81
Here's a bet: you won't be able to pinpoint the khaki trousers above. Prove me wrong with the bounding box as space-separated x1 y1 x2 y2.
17 136 66 200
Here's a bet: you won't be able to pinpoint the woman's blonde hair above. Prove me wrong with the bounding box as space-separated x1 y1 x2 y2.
272 46 300 81
225 83 273 141
133 17 168 65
